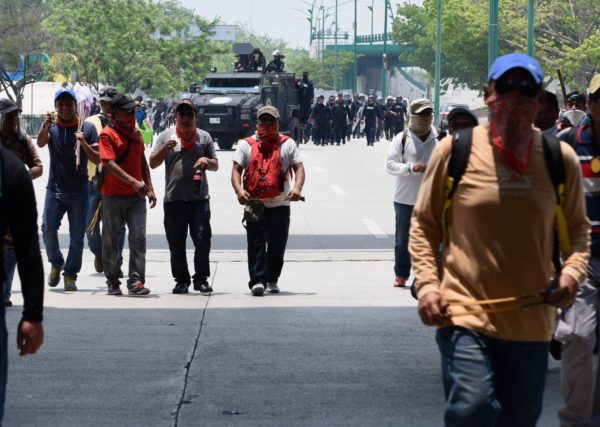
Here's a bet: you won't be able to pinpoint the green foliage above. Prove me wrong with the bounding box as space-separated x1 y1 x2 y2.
392 0 600 91
0 0 48 69
43 0 225 98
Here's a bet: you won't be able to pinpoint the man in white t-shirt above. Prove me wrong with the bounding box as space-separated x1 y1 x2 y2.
386 98 438 288
231 106 305 296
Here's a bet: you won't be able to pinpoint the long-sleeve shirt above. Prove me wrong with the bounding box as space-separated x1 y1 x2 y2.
0 146 44 322
386 127 438 205
409 124 590 342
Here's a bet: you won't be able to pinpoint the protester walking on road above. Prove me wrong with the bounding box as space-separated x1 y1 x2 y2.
332 93 351 146
37 88 99 292
362 96 377 146
84 86 126 274
409 53 590 426
99 94 156 296
446 106 478 136
386 98 438 288
231 106 305 296
0 145 45 424
0 99 43 307
556 73 600 427
150 99 218 295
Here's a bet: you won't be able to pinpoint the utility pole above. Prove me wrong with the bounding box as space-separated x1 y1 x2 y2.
353 0 357 94
381 0 388 98
434 0 442 126
334 0 338 90
527 0 535 57
488 0 499 72
321 7 326 66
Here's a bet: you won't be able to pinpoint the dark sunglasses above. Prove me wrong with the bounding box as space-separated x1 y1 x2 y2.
495 77 540 98
177 110 195 118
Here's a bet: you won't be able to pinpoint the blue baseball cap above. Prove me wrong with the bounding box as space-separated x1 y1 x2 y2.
488 53 543 84
54 88 77 102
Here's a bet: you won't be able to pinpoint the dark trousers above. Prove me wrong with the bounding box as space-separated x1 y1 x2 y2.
395 120 405 134
365 122 376 145
245 205 290 288
102 195 146 286
385 120 395 140
164 200 212 284
334 122 346 144
394 202 413 278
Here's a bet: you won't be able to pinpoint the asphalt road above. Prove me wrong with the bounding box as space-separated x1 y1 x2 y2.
3 136 571 426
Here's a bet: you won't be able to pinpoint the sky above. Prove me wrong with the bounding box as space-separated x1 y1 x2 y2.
180 0 420 50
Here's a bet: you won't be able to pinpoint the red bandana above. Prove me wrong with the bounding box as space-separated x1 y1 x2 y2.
175 126 197 152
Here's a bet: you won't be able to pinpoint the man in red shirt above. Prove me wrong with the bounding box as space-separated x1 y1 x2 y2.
99 94 156 296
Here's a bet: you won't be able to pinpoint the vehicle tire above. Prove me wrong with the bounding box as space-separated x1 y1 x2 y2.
217 138 234 150
291 118 300 144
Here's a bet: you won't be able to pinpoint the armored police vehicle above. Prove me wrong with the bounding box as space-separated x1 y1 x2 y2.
189 43 302 150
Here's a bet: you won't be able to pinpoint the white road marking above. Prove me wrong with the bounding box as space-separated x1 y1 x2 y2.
331 185 346 196
314 165 324 173
361 218 388 239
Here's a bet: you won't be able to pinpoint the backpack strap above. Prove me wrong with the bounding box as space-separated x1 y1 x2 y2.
441 128 473 246
400 130 408 157
542 135 571 270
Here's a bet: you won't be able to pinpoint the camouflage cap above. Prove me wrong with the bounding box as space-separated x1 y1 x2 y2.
257 105 280 120
410 98 434 114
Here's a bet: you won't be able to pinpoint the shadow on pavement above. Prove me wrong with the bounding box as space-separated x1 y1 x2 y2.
3 306 562 427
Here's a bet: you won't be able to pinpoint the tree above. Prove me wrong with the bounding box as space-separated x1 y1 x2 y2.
392 0 600 91
43 0 224 98
0 0 50 106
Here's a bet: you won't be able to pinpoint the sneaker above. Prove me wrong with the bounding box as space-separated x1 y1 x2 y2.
393 277 407 288
94 256 104 273
172 282 189 294
64 275 78 291
4 297 12 307
251 283 265 297
107 283 123 296
266 282 280 293
194 278 213 293
128 282 150 296
48 266 61 288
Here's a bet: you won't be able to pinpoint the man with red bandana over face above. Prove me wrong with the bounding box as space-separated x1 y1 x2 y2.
231 106 305 296
99 94 156 296
150 99 218 295
409 53 590 426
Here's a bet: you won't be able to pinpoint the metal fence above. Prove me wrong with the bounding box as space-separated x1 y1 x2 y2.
21 115 45 136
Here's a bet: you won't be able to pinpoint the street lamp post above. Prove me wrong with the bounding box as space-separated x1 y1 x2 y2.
334 0 338 90
367 3 374 44
434 0 442 126
382 0 389 98
527 0 535 57
488 0 499 72
353 0 357 94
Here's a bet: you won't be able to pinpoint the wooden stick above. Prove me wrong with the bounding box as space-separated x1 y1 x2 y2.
557 68 567 105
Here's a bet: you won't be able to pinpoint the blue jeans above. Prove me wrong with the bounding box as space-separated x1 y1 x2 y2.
436 326 549 427
164 200 212 284
41 190 88 277
86 182 125 260
394 202 413 278
245 205 290 288
2 245 16 299
0 304 7 424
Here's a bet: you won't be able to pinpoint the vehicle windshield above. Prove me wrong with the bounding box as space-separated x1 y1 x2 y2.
201 78 260 94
